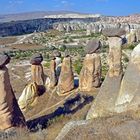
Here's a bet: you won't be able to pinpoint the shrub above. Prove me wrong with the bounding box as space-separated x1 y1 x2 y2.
43 62 50 68
73 59 83 75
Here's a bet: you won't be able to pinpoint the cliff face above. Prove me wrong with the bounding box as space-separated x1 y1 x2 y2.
0 18 100 37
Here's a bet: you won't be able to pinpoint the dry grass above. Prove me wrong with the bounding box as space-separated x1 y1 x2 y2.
0 37 17 45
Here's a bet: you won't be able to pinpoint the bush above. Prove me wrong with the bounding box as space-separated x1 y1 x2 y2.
43 62 50 68
127 44 135 50
73 59 83 75
59 45 66 52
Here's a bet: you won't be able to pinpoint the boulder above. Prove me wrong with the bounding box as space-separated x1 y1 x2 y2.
102 28 126 37
79 53 101 91
0 54 10 68
86 38 123 119
0 65 25 130
85 39 101 54
57 57 74 95
31 64 45 86
30 53 43 65
18 82 38 111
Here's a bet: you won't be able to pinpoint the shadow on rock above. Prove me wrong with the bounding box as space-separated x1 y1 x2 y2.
27 94 94 132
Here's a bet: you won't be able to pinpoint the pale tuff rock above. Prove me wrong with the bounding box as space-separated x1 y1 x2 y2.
57 24 65 32
136 29 140 41
31 64 45 86
86 24 93 35
108 37 123 77
115 43 140 113
126 30 137 44
79 53 101 91
86 39 123 119
57 56 74 95
55 57 62 79
47 59 57 89
53 50 62 78
18 82 38 111
0 55 25 130
66 25 72 32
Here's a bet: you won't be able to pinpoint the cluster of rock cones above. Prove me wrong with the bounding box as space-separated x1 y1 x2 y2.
1 29 140 138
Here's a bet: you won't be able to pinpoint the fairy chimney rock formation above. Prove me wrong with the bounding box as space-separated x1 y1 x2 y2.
79 54 101 91
86 37 123 119
48 57 57 89
0 54 25 130
107 37 123 77
57 55 74 95
79 39 101 91
30 53 45 86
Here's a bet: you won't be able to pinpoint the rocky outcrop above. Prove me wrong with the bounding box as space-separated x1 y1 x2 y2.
86 37 123 119
57 56 74 95
55 116 140 140
79 53 101 91
115 43 140 113
0 54 25 130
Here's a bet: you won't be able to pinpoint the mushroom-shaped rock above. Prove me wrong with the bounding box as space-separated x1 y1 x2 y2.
79 53 101 91
0 54 25 130
86 38 123 119
85 39 101 54
102 28 126 37
57 56 74 95
18 82 38 111
30 54 45 86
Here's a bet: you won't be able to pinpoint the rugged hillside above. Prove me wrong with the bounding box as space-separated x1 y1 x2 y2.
0 18 100 37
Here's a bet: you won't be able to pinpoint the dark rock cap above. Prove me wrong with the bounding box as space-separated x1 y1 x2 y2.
0 53 11 68
85 39 101 54
53 50 61 57
30 53 43 65
102 28 126 37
